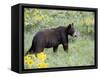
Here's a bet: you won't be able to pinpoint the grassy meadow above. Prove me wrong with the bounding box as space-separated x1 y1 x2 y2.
24 8 95 69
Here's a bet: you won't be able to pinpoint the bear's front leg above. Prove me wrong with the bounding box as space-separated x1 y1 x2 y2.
53 46 58 52
63 43 68 52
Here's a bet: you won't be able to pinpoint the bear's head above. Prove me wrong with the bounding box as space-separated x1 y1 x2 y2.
66 23 77 37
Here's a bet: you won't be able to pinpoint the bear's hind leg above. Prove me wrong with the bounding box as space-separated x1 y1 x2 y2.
34 47 44 57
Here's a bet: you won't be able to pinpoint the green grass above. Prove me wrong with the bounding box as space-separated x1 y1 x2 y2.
24 32 94 68
44 38 94 67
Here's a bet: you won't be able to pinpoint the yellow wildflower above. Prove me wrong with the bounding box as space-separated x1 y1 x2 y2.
24 55 35 68
24 55 31 63
37 52 47 62
37 62 48 68
27 59 34 69
24 52 48 69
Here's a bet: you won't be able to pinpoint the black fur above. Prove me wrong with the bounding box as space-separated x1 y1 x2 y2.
25 23 75 55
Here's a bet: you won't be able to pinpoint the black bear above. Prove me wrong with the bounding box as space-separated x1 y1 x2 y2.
25 23 77 55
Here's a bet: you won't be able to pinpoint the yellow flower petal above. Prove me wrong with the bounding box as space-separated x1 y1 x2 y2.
37 62 48 68
24 55 31 63
37 52 47 61
27 59 34 69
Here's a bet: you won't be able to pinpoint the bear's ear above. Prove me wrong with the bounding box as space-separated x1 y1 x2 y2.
72 23 74 26
67 24 72 29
